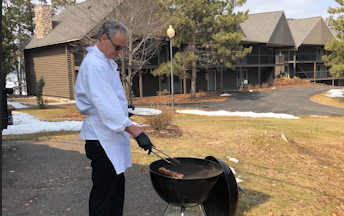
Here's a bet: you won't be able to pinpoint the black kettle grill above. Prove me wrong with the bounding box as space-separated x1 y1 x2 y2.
149 156 239 216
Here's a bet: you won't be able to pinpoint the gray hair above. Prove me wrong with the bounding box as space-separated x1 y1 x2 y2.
97 19 129 40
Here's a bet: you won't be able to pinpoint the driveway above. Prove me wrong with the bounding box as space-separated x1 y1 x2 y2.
178 86 344 117
2 137 166 216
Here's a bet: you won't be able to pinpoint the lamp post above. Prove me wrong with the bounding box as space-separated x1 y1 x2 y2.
167 25 175 113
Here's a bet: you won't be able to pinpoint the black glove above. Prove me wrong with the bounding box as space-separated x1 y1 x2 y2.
128 104 135 110
135 132 152 154
128 105 135 117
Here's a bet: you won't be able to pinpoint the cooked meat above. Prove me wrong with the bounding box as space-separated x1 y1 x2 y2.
158 167 184 179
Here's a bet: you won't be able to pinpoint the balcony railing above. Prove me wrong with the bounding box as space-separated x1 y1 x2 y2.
235 55 284 65
289 53 326 61
295 70 331 78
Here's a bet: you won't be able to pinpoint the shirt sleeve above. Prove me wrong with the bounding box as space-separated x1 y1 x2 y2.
85 64 132 134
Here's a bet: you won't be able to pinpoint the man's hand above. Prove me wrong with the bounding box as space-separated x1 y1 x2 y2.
135 132 152 154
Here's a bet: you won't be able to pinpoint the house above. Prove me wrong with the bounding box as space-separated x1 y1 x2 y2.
22 0 165 100
22 4 343 101
185 11 344 93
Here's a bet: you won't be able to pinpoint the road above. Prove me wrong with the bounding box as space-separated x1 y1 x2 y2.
178 86 344 117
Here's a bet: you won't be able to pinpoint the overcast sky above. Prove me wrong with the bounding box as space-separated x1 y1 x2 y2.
234 0 339 19
31 0 340 19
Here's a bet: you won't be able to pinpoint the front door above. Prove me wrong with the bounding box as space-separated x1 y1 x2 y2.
208 70 216 91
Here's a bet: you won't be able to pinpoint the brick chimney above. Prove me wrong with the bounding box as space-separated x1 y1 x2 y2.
34 5 53 39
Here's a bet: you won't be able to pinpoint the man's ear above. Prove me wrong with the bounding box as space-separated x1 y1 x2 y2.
100 34 108 44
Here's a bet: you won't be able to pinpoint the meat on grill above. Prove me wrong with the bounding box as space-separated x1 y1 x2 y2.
158 167 184 179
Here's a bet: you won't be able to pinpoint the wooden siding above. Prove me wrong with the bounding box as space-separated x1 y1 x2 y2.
30 44 70 99
66 44 75 100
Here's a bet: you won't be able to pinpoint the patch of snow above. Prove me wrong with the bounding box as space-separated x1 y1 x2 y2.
176 109 300 119
2 113 83 135
8 101 29 109
227 156 239 163
325 89 344 98
220 93 231 97
235 178 243 183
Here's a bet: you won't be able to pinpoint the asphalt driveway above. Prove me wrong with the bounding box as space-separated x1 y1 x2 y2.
178 85 344 117
2 137 166 216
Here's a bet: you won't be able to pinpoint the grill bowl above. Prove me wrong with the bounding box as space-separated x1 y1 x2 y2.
149 157 223 207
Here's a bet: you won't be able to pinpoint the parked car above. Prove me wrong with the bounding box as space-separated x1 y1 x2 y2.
2 69 14 130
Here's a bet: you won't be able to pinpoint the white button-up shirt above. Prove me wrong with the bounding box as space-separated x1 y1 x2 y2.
74 45 133 174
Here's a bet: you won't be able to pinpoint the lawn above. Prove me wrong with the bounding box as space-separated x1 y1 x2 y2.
129 114 344 216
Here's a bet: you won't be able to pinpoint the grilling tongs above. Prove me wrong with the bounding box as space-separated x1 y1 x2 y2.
151 145 181 165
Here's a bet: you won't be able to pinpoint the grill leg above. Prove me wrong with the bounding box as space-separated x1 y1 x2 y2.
181 206 185 216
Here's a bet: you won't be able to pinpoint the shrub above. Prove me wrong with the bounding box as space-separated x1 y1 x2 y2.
145 105 173 130
35 76 48 108
254 84 261 89
273 76 311 87
156 89 170 96
246 84 253 90
261 82 269 88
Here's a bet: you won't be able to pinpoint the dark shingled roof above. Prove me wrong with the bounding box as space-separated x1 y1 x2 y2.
23 0 123 49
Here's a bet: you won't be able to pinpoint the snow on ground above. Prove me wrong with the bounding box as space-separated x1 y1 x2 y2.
2 89 343 135
8 101 29 109
176 109 300 119
325 89 344 98
2 113 82 135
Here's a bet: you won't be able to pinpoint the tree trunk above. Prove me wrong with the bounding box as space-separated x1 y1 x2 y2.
123 76 132 105
183 76 187 94
191 43 196 98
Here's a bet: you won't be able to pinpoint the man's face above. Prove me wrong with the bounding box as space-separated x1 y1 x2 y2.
103 32 127 59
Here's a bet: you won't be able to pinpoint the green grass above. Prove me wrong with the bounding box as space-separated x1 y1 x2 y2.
3 105 344 215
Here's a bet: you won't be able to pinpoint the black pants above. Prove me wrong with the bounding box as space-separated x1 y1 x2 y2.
85 140 125 216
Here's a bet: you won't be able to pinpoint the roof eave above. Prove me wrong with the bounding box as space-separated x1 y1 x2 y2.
24 38 80 50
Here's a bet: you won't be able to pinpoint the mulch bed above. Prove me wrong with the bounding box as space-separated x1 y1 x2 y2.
142 125 183 139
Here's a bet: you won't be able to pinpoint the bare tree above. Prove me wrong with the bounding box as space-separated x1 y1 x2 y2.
65 0 170 103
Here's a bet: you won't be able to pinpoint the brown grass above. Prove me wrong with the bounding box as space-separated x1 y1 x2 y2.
132 91 229 105
130 115 344 216
310 90 344 108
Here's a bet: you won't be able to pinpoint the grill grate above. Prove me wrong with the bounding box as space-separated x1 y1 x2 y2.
164 163 222 179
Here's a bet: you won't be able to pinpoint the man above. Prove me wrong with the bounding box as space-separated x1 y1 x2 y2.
74 19 153 216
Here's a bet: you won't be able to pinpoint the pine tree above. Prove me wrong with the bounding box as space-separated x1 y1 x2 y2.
323 0 344 78
2 0 34 95
51 0 76 17
154 0 252 98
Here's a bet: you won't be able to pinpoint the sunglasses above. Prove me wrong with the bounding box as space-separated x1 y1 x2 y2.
106 34 126 51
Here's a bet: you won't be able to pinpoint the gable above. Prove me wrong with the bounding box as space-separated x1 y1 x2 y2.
302 19 336 45
268 13 295 46
240 11 284 43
